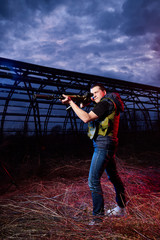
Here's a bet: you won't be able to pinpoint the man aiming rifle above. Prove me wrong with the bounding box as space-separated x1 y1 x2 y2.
61 83 126 225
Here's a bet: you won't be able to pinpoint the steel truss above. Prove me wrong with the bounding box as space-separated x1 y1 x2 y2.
0 57 160 137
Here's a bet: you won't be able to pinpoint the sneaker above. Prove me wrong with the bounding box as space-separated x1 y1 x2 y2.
106 206 126 217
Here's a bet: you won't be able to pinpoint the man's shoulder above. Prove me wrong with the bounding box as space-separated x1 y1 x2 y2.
92 97 114 117
99 96 115 106
96 98 112 107
104 93 124 112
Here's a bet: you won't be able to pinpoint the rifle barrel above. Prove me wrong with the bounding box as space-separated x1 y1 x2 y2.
33 93 93 102
33 94 64 100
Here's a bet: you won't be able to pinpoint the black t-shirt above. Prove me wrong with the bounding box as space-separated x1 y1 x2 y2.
92 98 114 119
91 98 117 147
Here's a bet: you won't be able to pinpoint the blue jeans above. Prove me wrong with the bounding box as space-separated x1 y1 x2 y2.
88 137 126 216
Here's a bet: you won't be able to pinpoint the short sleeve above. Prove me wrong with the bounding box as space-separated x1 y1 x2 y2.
92 100 114 118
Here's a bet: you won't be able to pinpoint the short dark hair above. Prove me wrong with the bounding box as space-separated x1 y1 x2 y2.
90 83 106 92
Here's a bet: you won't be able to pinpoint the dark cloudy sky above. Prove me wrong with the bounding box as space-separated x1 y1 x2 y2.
0 0 160 87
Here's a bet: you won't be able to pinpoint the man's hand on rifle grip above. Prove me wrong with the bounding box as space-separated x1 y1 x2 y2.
60 94 72 105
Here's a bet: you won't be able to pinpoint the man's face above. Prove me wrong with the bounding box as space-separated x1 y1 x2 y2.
90 86 106 103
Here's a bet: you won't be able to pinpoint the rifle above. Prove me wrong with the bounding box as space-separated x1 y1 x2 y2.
33 92 93 106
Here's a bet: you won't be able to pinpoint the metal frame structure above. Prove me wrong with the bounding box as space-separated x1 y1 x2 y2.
0 57 160 137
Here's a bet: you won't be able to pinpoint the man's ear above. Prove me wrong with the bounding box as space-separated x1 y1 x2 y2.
103 90 107 95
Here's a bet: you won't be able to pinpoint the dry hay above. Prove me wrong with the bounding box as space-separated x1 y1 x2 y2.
0 158 160 240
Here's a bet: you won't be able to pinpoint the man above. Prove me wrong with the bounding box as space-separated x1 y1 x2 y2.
61 83 126 224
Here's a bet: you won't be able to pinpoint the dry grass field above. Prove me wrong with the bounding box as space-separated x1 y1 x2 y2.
0 134 160 239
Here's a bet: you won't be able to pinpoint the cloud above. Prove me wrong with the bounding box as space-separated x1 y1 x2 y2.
0 0 160 87
0 0 62 20
121 0 160 36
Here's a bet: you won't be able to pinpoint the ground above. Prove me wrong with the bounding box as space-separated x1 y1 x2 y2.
0 150 160 240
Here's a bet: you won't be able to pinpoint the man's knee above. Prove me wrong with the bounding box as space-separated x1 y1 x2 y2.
88 177 101 192
88 177 93 190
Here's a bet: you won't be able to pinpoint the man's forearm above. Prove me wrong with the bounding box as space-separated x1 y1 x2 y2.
69 100 90 123
61 94 98 123
69 100 97 123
